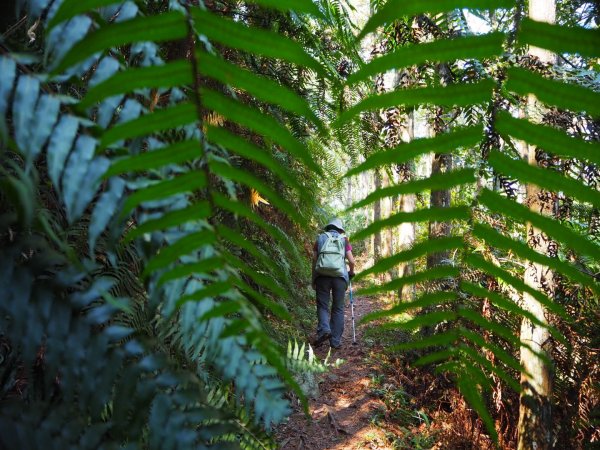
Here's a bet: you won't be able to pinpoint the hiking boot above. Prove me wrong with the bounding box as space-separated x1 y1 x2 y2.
330 343 342 350
312 332 331 347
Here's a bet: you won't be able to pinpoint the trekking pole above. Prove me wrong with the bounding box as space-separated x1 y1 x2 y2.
349 281 357 345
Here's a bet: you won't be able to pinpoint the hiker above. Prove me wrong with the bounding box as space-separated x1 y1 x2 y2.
312 218 355 349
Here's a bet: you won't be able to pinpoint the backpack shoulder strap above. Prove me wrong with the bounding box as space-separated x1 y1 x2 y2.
317 232 331 255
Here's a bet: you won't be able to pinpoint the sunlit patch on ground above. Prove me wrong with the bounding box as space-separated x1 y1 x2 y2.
331 426 392 449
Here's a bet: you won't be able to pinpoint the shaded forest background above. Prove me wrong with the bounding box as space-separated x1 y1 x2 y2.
0 0 598 449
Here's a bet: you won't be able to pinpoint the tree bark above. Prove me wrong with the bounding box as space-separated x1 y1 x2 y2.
373 167 382 263
427 107 453 270
419 108 452 336
381 168 393 276
517 1 556 449
397 109 416 301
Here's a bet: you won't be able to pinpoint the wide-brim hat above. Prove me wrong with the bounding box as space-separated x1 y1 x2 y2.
325 218 345 233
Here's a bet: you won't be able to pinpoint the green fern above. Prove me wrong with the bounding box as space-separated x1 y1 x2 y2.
0 0 337 447
2 0 598 447
342 0 600 443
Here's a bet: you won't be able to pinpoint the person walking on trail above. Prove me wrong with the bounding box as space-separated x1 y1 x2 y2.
312 218 355 349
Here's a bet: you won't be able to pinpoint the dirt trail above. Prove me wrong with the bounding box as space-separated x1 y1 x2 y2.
276 294 393 449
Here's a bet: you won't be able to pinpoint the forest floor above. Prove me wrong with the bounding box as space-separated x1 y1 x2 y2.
275 290 499 450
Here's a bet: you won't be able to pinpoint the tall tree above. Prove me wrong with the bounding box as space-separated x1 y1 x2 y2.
396 110 416 302
373 166 383 261
517 0 557 448
372 58 386 266
426 62 454 270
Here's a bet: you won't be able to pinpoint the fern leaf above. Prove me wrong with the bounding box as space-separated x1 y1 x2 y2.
352 206 470 242
190 8 326 77
489 151 600 206
472 224 600 294
210 161 306 226
505 67 600 117
518 18 600 58
465 253 567 318
81 60 193 108
359 0 515 39
105 140 200 177
143 230 217 277
479 189 600 261
350 168 475 211
495 111 600 165
202 89 321 174
53 11 187 73
206 126 307 198
246 0 324 17
125 201 212 242
357 236 464 280
100 102 197 148
345 125 483 177
336 80 494 126
347 33 505 86
363 291 458 324
198 52 323 129
121 171 207 217
47 0 130 30
358 266 460 296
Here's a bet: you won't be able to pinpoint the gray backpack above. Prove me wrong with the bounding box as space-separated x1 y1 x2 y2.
315 232 346 277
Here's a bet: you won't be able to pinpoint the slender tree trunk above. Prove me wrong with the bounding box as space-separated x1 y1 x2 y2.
420 109 452 336
427 107 453 270
347 170 352 207
373 167 382 262
517 1 556 449
397 109 416 301
380 169 391 259
362 169 374 265
379 69 406 282
426 153 452 270
372 65 386 267
427 59 454 270
383 169 392 259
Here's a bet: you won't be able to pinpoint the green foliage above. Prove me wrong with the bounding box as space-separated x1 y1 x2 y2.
347 33 505 86
2 0 599 447
286 339 342 398
359 0 515 39
342 0 600 444
0 0 342 448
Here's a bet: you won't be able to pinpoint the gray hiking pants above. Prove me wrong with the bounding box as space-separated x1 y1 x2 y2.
315 276 347 347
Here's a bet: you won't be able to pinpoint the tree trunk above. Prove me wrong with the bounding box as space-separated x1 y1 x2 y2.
427 107 452 270
362 169 374 266
371 66 386 267
378 68 406 281
427 57 454 269
373 167 382 263
517 1 556 449
381 168 393 277
347 169 352 207
426 153 452 270
419 108 452 336
397 109 416 301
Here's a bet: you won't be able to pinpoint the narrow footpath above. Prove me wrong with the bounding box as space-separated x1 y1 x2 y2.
275 288 502 450
276 294 393 449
